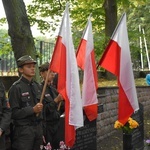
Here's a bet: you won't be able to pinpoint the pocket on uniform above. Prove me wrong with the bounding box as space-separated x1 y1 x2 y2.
21 96 31 102
21 96 31 107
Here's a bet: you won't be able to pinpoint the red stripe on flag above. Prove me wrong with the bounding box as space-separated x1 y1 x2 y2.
50 36 76 147
84 104 97 121
76 39 86 70
118 81 134 124
49 36 62 73
98 40 121 77
76 19 98 121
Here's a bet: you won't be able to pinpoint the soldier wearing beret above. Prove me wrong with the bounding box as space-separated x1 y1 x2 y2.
39 62 64 149
0 79 11 150
8 55 43 150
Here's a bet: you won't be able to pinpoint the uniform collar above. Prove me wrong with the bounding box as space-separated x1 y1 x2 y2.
21 76 34 84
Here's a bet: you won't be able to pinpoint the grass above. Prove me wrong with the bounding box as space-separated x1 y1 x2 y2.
98 78 147 87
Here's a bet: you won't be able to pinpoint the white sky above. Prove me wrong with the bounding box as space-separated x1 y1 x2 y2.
0 0 54 38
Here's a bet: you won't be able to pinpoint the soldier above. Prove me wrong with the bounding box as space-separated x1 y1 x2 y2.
8 55 43 150
39 62 64 150
0 80 11 150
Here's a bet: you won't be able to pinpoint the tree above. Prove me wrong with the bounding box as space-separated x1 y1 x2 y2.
2 0 39 80
2 0 36 60
104 0 117 38
1 0 148 68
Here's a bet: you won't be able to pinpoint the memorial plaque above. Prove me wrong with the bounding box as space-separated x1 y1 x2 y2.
71 116 97 150
58 115 97 150
131 103 144 150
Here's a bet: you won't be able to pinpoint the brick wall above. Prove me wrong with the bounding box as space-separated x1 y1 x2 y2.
97 86 150 149
1 76 150 149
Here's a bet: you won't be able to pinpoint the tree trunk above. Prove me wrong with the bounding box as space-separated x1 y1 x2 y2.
2 0 39 81
103 0 117 79
104 0 117 39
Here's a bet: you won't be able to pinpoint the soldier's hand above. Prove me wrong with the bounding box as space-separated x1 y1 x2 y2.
33 103 43 113
54 94 63 103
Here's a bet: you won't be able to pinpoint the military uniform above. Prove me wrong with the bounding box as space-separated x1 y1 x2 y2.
8 55 43 150
39 62 64 149
42 83 64 149
0 80 11 150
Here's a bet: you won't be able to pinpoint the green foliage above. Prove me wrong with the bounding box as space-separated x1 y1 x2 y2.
27 0 66 35
127 1 150 67
0 18 7 26
0 29 11 55
0 0 149 65
70 0 105 61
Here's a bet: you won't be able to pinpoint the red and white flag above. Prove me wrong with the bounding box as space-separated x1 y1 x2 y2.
76 16 98 121
97 13 139 125
49 3 83 147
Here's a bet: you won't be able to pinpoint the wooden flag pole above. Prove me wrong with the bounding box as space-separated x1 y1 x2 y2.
39 69 50 103
57 102 62 111
36 69 50 116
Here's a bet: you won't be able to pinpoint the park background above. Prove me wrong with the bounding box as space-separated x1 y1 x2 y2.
0 0 150 149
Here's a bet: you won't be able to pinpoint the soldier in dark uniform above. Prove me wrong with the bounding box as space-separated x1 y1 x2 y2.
8 55 43 150
39 62 65 150
0 80 11 150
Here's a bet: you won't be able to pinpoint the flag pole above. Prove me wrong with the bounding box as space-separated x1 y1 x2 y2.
39 69 50 103
36 69 50 116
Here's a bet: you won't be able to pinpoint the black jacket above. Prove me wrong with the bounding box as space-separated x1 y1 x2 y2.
41 83 64 123
0 81 11 132
8 76 42 126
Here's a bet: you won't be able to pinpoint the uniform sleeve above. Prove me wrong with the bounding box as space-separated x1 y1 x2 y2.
0 81 11 132
51 86 65 115
8 84 34 120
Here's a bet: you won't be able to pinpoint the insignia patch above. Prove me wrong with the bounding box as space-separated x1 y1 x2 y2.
45 94 50 97
22 92 29 96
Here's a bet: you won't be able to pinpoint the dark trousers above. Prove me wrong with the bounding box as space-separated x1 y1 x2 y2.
12 124 43 150
44 122 61 150
0 134 6 150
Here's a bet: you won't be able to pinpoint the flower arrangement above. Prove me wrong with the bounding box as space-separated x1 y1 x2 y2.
40 141 70 150
44 142 52 150
145 139 150 146
114 117 139 134
59 141 70 150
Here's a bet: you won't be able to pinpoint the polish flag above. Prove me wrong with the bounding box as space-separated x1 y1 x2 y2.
97 13 139 125
49 3 83 147
76 16 98 121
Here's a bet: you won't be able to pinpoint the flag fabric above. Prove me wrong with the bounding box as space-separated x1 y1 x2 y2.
76 16 98 121
49 3 83 147
97 13 139 125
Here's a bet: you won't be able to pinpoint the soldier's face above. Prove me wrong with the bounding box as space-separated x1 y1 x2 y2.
40 70 55 83
19 63 36 78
